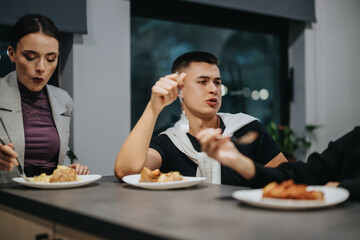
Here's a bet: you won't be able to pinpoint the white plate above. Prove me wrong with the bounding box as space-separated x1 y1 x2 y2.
122 174 206 190
13 174 102 189
232 186 349 210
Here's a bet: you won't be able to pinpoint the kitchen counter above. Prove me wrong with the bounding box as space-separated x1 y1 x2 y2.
1 175 359 239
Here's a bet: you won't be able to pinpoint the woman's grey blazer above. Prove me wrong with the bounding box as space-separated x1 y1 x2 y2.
0 71 74 183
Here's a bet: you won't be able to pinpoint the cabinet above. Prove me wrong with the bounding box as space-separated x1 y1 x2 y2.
0 204 103 240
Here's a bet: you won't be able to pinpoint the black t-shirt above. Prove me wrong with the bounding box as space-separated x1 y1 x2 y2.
150 118 280 186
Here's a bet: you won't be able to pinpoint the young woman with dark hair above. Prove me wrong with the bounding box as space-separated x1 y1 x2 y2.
0 14 89 182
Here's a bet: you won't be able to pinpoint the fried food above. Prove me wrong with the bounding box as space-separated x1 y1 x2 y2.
157 171 183 182
31 165 80 183
262 180 324 200
50 165 78 182
31 173 52 183
140 167 161 182
139 167 183 183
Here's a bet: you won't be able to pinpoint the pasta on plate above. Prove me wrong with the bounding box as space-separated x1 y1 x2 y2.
31 165 81 183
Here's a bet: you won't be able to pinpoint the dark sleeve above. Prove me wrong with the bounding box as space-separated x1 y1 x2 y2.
317 126 360 201
149 135 166 160
232 120 280 165
249 126 360 201
308 127 360 179
247 161 321 188
339 179 360 201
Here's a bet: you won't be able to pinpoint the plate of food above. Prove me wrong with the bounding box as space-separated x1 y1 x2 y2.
122 167 206 190
232 180 349 210
13 165 102 189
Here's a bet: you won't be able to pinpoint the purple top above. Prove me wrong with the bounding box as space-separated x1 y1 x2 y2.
19 82 60 170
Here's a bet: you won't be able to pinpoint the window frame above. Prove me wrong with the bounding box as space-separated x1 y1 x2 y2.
131 0 290 125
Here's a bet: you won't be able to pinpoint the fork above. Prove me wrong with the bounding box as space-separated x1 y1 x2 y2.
0 137 30 181
231 131 258 145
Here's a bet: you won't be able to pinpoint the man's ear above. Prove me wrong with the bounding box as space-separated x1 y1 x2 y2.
7 46 15 63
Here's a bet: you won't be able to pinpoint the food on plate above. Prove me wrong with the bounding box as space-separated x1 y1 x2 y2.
30 173 52 183
262 180 324 200
31 165 80 183
139 167 183 183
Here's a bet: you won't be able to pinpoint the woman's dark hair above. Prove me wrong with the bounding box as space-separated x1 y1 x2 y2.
171 51 219 73
10 14 60 50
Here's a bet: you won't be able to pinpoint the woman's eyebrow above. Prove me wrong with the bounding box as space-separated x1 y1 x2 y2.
22 50 38 54
46 52 58 56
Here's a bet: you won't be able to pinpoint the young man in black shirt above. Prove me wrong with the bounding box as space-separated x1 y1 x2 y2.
115 51 287 185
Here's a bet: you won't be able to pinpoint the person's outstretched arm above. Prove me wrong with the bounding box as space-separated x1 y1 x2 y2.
196 128 319 185
196 128 256 180
198 127 360 201
114 73 186 180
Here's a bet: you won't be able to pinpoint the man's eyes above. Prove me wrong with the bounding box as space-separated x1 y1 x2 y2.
198 80 221 85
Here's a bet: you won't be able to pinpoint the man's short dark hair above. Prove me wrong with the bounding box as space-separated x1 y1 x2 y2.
171 51 219 73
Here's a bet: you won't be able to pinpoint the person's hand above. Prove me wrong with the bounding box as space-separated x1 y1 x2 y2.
325 181 340 187
150 72 187 114
0 143 19 171
69 163 90 175
196 128 240 167
197 128 256 180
